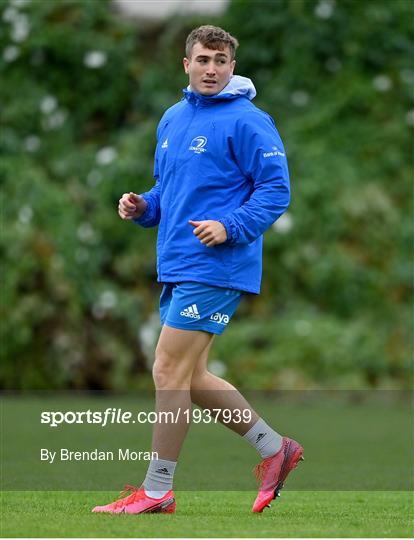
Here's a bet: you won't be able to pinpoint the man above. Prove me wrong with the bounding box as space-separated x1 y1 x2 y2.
93 25 303 515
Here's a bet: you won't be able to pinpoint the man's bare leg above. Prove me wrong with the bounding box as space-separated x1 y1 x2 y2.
91 326 215 512
151 325 214 460
190 337 260 435
190 342 286 466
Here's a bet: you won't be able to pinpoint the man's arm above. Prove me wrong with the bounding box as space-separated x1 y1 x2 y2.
190 112 290 247
118 113 167 227
132 178 161 227
118 192 147 220
219 112 290 245
118 179 161 227
119 136 162 227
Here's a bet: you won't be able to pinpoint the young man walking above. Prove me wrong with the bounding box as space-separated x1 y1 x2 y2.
93 25 303 515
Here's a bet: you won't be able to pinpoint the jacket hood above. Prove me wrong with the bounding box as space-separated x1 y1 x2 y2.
183 75 257 103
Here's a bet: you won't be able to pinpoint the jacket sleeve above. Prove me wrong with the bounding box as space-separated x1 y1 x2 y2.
219 112 290 245
132 178 161 228
133 131 162 228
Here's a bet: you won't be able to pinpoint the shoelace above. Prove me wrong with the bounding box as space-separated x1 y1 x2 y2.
114 484 143 508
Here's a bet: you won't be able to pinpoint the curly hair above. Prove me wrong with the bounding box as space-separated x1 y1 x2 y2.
185 25 239 60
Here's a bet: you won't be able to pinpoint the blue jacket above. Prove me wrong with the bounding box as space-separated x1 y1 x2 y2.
134 75 290 294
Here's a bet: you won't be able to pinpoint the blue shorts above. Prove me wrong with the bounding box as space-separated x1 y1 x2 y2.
159 282 243 335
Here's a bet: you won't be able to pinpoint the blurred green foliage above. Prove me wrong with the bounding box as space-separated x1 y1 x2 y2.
1 0 412 390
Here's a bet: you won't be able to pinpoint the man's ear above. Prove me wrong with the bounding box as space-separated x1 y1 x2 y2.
183 57 190 74
230 59 236 76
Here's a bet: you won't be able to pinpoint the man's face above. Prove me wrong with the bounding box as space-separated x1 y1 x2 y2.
183 42 235 96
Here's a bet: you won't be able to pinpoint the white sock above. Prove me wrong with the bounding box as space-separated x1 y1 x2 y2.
143 458 177 499
243 418 283 458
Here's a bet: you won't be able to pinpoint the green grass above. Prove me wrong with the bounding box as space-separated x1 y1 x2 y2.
2 395 413 536
1 490 413 537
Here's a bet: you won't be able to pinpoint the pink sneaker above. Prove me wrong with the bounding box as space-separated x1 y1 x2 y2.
92 485 176 514
252 437 304 513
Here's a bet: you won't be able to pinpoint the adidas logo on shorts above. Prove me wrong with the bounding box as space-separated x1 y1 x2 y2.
180 304 201 320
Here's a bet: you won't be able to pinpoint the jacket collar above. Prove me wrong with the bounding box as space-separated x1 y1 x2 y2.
183 75 256 105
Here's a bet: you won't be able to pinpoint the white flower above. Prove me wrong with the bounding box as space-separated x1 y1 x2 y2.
10 0 31 7
208 359 227 377
272 212 293 234
54 333 70 349
96 146 117 165
24 135 40 152
406 110 414 127
314 0 335 19
99 290 117 309
84 50 107 69
11 13 29 42
43 110 66 130
2 7 18 23
77 222 96 243
139 312 161 368
139 325 156 350
18 205 33 224
294 320 312 336
87 170 103 187
40 95 57 114
2 45 19 62
372 75 392 92
291 90 310 107
139 322 158 351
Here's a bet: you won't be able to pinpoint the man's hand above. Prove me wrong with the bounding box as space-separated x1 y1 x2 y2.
118 192 147 220
189 219 227 247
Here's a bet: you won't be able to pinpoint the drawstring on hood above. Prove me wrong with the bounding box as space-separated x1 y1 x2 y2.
184 75 257 103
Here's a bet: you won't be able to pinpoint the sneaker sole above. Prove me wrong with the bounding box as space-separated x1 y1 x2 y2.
138 497 176 514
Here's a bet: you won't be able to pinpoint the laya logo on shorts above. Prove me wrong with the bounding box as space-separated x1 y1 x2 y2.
189 136 207 153
210 312 230 325
180 304 201 319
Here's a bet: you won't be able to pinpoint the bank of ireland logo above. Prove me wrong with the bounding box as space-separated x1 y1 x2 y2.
263 145 285 158
189 136 207 154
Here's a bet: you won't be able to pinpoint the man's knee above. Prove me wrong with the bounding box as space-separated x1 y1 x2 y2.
152 348 191 389
152 326 214 389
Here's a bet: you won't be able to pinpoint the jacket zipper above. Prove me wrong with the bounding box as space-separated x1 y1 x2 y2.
159 98 200 279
